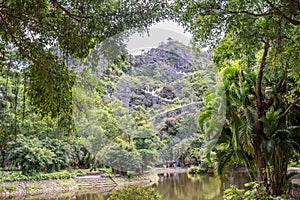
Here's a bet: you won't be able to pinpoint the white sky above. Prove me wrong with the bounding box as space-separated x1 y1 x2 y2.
127 20 192 55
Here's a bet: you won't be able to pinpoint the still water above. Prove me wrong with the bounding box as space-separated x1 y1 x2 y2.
1 172 249 199
154 173 224 200
54 172 248 200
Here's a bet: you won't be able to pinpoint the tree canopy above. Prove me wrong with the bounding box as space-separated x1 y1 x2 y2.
1 0 300 197
174 0 300 195
0 0 168 118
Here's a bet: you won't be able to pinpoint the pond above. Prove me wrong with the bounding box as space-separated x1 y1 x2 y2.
49 172 249 200
154 172 249 200
0 172 250 200
154 173 224 200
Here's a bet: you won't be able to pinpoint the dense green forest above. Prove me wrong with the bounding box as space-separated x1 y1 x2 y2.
0 39 214 174
0 0 300 198
74 39 217 172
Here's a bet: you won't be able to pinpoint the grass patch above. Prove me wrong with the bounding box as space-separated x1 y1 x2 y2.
58 180 76 188
5 184 16 191
0 167 124 182
0 170 71 182
24 184 43 191
0 186 5 192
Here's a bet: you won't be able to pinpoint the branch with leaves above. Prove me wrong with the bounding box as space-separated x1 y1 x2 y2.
279 97 300 119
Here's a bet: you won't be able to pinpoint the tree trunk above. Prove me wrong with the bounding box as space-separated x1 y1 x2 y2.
253 42 270 184
270 146 289 195
253 135 266 182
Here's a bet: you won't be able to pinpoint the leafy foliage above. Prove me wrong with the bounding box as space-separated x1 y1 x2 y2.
0 170 71 182
100 145 142 173
224 182 294 200
0 0 169 117
42 138 74 172
6 135 75 175
108 185 161 200
174 0 300 195
6 135 54 175
187 166 207 174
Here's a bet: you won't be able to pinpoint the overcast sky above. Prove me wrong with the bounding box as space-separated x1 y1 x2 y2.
127 20 192 55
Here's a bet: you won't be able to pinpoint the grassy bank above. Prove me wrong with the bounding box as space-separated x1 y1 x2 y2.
0 169 158 198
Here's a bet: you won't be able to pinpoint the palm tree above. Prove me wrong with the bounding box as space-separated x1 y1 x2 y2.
200 62 300 195
202 65 256 179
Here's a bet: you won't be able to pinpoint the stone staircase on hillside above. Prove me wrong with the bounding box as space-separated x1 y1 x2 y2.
75 175 117 189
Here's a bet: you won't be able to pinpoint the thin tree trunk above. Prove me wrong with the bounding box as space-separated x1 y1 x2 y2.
253 136 266 182
254 42 270 183
14 73 19 136
271 147 289 195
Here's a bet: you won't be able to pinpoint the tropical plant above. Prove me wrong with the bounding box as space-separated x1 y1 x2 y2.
5 135 78 175
0 0 169 118
138 149 159 172
224 182 294 200
6 135 55 175
187 166 207 174
41 138 74 172
108 185 161 200
99 145 142 174
174 0 300 195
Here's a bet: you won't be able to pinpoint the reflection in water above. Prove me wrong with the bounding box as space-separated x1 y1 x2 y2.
71 193 107 200
5 172 249 200
154 173 223 200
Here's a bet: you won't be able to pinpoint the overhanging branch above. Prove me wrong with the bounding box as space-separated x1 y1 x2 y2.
278 97 300 119
49 0 83 21
0 13 39 65
227 10 273 17
265 0 300 25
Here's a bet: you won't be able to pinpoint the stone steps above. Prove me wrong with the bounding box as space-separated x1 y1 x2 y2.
75 175 117 189
77 183 116 189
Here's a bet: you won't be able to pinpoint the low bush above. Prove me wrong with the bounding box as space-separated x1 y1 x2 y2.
5 184 16 191
0 186 6 192
108 185 161 200
100 145 142 173
127 171 135 179
25 184 42 190
0 170 71 182
74 170 84 176
6 135 75 175
48 170 71 179
187 166 207 174
224 182 294 200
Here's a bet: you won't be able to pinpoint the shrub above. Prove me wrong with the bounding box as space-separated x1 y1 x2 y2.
41 138 74 172
127 171 135 179
108 185 161 200
25 184 42 190
0 170 71 182
6 135 75 175
223 182 294 200
187 166 207 174
6 135 54 175
48 170 71 179
0 186 5 192
74 170 86 176
100 145 142 173
5 184 16 191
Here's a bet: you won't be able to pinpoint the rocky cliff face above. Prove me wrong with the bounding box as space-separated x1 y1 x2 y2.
113 39 212 111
